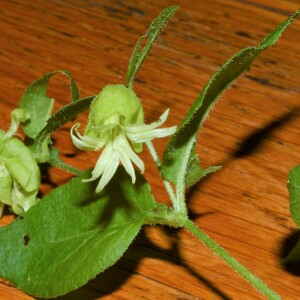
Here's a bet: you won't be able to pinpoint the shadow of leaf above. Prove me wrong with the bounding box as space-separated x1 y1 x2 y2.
232 108 300 158
49 225 231 300
185 107 300 202
40 108 300 300
279 229 300 276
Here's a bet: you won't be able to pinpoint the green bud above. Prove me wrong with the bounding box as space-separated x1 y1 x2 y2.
85 84 144 152
86 84 144 133
0 109 41 217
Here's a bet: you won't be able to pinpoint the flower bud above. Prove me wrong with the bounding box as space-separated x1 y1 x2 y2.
0 109 40 217
86 84 144 132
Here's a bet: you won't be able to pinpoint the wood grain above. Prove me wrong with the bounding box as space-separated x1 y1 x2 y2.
0 0 300 299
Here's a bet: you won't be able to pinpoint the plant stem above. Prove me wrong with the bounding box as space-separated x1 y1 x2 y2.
184 219 281 300
146 141 280 299
145 141 178 207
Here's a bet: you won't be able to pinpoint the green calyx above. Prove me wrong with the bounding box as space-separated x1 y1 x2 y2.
85 84 144 133
85 84 144 152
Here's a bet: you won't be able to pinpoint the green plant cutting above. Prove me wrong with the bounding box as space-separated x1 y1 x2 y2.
0 6 299 299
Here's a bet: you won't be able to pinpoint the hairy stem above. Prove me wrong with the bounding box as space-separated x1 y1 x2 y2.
145 141 179 208
145 140 278 298
184 219 281 300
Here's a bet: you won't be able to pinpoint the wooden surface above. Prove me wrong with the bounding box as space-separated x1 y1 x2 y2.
0 0 300 299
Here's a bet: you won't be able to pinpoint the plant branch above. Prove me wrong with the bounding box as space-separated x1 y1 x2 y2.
184 219 281 300
145 141 178 204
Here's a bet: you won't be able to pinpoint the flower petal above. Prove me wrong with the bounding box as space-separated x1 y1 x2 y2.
125 109 176 143
114 135 136 183
126 109 170 133
127 126 177 143
116 133 145 173
95 151 119 193
83 142 114 182
71 124 105 151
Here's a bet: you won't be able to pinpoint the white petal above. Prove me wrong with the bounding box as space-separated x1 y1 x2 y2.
114 135 136 183
116 134 145 173
71 124 105 151
125 109 176 143
127 126 177 143
83 142 114 182
126 109 170 134
95 152 119 193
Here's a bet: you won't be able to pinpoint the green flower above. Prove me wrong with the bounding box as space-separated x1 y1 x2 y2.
0 109 40 217
71 84 176 192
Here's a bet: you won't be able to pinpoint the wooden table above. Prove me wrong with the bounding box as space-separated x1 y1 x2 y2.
0 0 299 299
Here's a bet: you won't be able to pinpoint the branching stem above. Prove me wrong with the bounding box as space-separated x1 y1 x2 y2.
145 141 178 207
146 140 281 300
184 219 281 300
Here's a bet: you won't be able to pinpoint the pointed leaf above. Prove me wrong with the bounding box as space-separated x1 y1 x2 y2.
282 165 300 264
185 152 221 188
126 6 178 88
31 95 94 160
162 10 300 196
288 164 300 227
0 167 156 298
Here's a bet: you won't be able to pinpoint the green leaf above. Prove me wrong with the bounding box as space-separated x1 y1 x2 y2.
185 152 221 188
0 167 156 298
283 165 300 264
31 95 94 161
48 145 84 176
19 70 80 139
162 10 300 197
288 165 300 227
126 5 179 88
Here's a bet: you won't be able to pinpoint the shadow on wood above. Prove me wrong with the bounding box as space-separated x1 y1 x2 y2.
49 226 231 300
186 107 300 202
279 229 300 276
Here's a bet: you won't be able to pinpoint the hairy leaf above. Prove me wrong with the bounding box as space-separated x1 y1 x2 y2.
162 10 300 197
289 164 300 227
19 70 79 139
185 152 221 188
126 5 178 88
283 165 300 264
31 95 94 161
0 167 156 298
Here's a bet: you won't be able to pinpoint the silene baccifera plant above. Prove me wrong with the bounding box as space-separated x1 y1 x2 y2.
0 6 299 300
